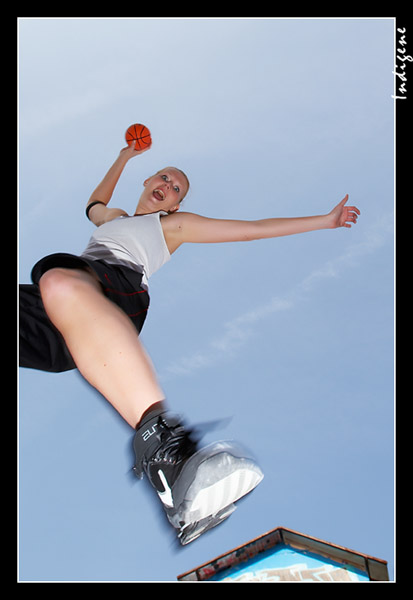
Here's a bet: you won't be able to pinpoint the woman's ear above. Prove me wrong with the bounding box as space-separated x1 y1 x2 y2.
168 205 180 214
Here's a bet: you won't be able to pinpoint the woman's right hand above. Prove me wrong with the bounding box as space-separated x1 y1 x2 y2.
119 139 152 160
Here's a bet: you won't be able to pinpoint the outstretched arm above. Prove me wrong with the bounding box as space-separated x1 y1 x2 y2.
175 195 359 245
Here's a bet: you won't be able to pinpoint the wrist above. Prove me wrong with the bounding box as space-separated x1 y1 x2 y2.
117 149 132 165
321 213 334 229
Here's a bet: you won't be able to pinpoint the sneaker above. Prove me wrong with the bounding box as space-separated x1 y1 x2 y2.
132 410 263 544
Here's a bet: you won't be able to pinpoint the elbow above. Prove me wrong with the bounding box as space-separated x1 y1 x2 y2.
245 221 266 242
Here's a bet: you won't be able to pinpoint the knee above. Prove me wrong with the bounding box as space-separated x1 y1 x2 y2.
39 268 85 309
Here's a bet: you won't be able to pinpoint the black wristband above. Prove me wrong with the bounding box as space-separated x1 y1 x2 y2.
86 200 105 220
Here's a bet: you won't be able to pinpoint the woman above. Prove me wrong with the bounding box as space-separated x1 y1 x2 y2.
19 140 360 544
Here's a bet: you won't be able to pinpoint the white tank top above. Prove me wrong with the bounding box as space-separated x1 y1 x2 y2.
81 212 171 288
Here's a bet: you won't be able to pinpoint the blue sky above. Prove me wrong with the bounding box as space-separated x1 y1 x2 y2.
18 18 395 582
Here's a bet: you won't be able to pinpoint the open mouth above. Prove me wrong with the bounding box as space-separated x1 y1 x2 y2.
153 188 165 201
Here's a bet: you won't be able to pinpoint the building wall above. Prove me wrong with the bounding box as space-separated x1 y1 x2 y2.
210 544 370 582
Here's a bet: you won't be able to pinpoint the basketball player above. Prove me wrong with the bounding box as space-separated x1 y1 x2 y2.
19 140 360 544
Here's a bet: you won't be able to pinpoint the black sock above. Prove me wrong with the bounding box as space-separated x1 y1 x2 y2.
136 401 167 430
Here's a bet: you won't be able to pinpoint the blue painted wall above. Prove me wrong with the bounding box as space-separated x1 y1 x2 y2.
211 544 370 582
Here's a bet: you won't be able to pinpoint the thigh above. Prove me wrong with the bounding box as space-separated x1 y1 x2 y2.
31 253 150 335
37 267 109 325
39 265 104 292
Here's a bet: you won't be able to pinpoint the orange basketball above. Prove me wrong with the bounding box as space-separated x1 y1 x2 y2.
125 123 152 150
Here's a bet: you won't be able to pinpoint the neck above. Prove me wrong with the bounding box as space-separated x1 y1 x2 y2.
134 209 166 216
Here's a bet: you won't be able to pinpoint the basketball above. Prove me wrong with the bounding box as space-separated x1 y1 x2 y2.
125 123 152 150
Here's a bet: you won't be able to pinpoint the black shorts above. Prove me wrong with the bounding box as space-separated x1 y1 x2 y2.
19 253 150 373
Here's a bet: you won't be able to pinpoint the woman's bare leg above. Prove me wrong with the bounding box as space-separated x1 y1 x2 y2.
39 267 164 428
38 267 264 545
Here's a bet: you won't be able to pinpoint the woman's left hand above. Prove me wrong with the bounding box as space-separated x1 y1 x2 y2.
327 195 360 229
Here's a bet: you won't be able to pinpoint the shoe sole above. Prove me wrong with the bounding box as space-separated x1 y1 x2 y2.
173 441 264 528
178 504 237 545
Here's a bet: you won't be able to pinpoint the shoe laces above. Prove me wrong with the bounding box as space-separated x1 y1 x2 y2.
152 416 197 465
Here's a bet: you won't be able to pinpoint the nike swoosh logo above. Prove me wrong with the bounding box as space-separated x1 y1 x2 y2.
157 469 174 507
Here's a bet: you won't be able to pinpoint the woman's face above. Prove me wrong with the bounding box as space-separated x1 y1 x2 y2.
135 168 189 215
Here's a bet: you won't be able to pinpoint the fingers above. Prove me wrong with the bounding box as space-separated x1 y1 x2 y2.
342 194 360 226
121 139 152 156
343 207 360 227
333 194 360 228
339 196 361 216
128 140 139 151
133 139 152 154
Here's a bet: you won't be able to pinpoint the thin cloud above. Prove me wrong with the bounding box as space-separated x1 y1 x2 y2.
160 213 393 381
